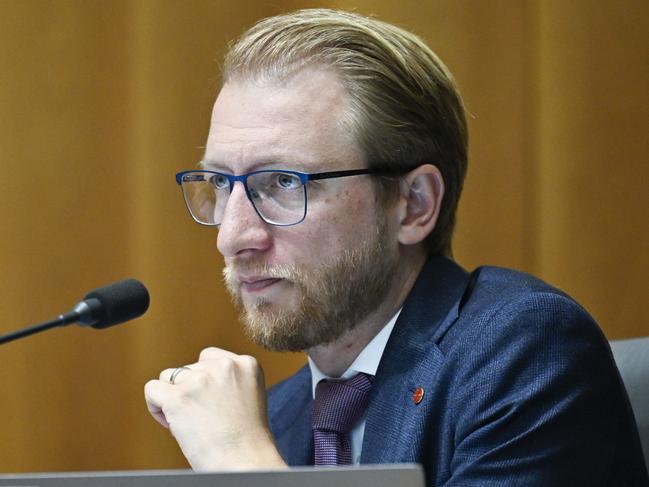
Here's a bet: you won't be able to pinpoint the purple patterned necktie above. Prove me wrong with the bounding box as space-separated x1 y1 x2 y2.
312 373 374 466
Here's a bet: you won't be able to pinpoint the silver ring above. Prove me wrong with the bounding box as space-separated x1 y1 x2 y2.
169 366 190 384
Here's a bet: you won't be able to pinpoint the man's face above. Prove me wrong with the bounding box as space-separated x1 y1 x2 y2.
205 68 400 351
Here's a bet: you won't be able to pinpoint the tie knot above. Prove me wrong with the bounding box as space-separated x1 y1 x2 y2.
312 373 373 434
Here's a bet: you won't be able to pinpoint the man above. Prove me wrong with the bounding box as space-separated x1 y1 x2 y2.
144 9 648 485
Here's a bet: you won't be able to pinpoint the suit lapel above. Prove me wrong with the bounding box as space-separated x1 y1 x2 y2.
361 257 471 463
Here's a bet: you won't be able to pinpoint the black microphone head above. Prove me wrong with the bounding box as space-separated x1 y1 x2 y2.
83 279 150 329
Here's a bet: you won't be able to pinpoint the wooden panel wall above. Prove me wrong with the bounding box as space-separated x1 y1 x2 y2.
0 0 646 473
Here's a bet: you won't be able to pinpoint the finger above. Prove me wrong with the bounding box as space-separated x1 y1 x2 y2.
144 379 173 428
159 365 192 384
198 346 240 361
197 349 261 379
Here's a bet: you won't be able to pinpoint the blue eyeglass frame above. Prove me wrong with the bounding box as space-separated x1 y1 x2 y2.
175 168 379 227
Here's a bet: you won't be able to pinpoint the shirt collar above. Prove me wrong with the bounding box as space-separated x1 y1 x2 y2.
308 308 401 398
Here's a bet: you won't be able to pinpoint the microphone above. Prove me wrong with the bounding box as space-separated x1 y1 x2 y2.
0 279 149 345
75 278 150 329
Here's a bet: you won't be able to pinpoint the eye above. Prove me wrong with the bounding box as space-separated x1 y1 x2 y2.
210 174 229 190
275 172 301 189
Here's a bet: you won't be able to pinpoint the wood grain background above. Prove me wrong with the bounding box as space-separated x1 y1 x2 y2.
0 0 647 472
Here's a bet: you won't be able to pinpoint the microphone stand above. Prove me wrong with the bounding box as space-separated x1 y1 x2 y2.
0 312 79 345
0 279 148 345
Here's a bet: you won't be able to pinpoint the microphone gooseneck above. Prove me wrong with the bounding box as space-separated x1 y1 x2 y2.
0 279 149 345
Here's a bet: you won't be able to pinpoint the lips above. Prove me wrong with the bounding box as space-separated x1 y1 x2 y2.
239 277 283 293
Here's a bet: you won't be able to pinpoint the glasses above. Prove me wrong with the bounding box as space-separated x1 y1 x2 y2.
175 168 381 227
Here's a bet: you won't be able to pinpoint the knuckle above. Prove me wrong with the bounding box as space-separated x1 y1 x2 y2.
238 354 259 369
199 346 219 360
220 356 236 373
143 380 156 395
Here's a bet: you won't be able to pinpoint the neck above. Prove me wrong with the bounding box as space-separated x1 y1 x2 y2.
307 249 427 377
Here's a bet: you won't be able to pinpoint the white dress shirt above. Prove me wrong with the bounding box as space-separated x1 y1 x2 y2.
308 309 401 464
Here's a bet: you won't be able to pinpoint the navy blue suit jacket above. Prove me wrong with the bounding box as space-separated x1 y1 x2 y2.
267 257 648 485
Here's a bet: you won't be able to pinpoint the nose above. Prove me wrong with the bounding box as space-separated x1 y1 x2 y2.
216 181 272 259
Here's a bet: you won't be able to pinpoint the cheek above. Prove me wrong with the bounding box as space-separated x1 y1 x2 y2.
335 187 376 220
273 183 378 260
321 196 377 245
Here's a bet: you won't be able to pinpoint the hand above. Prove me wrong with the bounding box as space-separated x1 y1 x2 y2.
144 347 287 471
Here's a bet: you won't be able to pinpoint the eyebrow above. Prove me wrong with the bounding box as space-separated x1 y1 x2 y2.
199 157 313 173
198 159 224 170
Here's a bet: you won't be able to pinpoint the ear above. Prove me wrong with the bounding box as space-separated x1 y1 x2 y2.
396 164 445 246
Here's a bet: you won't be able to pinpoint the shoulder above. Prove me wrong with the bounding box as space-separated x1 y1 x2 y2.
437 265 618 415
428 267 644 482
439 265 606 361
456 265 598 337
468 265 576 304
428 264 620 422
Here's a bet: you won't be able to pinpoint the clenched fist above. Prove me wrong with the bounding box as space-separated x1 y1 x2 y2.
144 347 287 471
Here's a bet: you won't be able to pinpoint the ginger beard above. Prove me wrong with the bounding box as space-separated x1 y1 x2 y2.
222 215 399 352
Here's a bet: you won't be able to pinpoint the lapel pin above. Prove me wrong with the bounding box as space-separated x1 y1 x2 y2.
412 387 425 405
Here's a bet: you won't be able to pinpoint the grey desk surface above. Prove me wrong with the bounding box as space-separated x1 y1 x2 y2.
0 464 424 487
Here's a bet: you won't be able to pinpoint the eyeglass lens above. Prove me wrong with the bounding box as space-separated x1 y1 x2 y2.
180 171 307 226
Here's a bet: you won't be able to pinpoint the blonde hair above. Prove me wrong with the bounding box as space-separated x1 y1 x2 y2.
224 9 468 256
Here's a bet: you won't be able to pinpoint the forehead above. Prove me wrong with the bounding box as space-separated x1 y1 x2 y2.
203 68 364 172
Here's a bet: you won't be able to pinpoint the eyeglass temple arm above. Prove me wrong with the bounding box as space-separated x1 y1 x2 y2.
308 168 406 182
